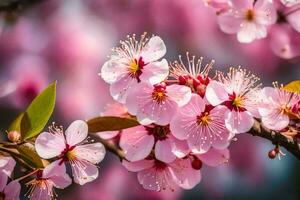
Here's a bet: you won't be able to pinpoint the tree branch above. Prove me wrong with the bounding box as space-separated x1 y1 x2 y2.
0 0 43 12
249 119 300 160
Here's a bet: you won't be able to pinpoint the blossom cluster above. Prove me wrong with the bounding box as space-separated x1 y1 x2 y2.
0 120 106 200
100 33 300 191
203 0 300 58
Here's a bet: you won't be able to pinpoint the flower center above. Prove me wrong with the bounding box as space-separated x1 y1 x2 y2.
59 144 76 164
245 9 255 21
128 57 145 82
223 92 246 112
152 83 167 104
197 112 210 126
146 125 170 141
281 104 291 115
154 160 167 170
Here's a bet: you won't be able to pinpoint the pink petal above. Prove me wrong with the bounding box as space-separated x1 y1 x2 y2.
4 180 21 200
169 136 190 158
170 159 201 189
122 159 154 172
51 174 72 189
217 13 242 34
30 183 52 200
197 148 230 167
137 167 176 191
100 60 127 84
231 0 253 8
155 139 177 163
35 132 66 159
43 160 66 179
97 131 119 139
136 98 178 126
140 59 169 85
254 0 277 25
0 157 16 177
287 9 300 33
0 172 7 191
71 160 98 185
110 74 137 103
125 82 152 116
188 128 211 154
205 81 228 106
166 85 192 107
119 126 154 162
74 143 106 164
140 36 166 63
65 120 88 146
225 110 254 134
237 23 267 43
262 112 290 131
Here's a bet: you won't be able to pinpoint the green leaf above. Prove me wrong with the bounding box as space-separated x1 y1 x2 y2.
8 112 24 133
283 80 300 93
21 82 57 140
87 116 140 133
16 143 48 168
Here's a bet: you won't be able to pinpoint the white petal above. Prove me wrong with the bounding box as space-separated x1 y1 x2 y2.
74 143 106 164
65 120 88 146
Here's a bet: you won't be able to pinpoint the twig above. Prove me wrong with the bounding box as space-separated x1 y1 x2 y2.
0 0 43 12
249 119 300 160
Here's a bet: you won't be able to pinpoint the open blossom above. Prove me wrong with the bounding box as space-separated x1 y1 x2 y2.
170 53 214 97
170 94 232 154
35 120 106 185
126 82 191 126
101 33 169 103
27 160 72 200
205 67 261 134
217 0 277 43
0 172 20 200
122 158 201 191
0 157 16 177
120 125 189 163
259 86 300 131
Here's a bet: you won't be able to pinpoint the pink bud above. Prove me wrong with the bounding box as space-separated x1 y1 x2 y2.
178 75 189 85
7 131 21 143
191 157 202 170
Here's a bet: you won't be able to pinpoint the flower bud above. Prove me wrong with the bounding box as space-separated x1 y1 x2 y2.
178 75 188 85
268 149 276 159
191 157 202 170
7 130 21 143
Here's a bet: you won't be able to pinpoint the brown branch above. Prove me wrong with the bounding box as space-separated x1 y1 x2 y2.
249 119 300 160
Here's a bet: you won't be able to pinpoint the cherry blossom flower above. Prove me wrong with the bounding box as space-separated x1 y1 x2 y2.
126 82 191 126
170 53 214 97
205 67 261 134
35 120 106 185
170 94 232 154
0 157 16 177
101 33 169 103
97 102 128 140
26 160 72 200
217 0 277 43
120 125 189 163
122 158 201 191
0 172 20 200
259 86 300 131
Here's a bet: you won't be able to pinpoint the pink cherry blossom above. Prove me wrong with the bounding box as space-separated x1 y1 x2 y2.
97 102 128 140
101 33 169 103
205 67 261 134
0 156 16 177
126 82 191 126
259 86 300 131
170 53 214 97
120 125 189 163
217 0 277 43
170 94 232 154
27 160 72 200
35 120 106 185
122 158 201 191
195 147 230 167
0 172 20 200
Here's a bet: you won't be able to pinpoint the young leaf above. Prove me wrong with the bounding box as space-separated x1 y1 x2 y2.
283 80 300 93
16 143 48 168
21 82 57 140
87 116 140 133
8 112 24 133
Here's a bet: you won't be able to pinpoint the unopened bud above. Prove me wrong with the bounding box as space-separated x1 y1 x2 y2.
268 149 276 159
191 157 202 170
7 130 21 143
